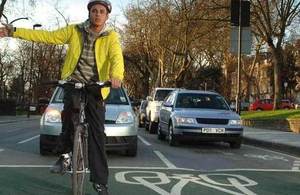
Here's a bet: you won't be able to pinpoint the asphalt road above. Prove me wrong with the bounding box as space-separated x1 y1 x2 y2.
0 119 299 195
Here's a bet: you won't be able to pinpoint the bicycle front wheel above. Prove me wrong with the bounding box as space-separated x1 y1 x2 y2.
72 125 87 195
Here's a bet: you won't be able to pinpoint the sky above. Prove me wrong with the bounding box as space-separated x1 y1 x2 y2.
0 0 132 50
3 0 132 29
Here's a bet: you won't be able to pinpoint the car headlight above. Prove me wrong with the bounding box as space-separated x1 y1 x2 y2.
229 119 241 125
175 117 196 124
44 109 61 123
116 112 134 124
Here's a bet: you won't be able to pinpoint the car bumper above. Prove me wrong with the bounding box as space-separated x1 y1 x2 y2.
173 126 243 141
150 111 159 122
40 134 137 151
40 122 138 151
40 123 137 136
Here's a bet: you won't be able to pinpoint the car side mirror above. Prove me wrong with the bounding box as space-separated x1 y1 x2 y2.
163 102 173 107
147 96 153 101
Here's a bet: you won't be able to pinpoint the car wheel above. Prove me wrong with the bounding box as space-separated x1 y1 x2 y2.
168 123 179 146
138 118 143 128
149 121 158 134
145 116 150 131
256 108 263 111
229 139 242 149
157 125 166 140
40 135 51 155
126 136 138 157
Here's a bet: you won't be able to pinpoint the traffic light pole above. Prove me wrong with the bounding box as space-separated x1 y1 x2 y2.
235 0 242 115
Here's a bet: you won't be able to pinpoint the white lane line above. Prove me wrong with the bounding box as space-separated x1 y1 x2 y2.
17 135 40 144
292 161 300 170
244 144 300 160
215 168 300 172
138 135 151 146
0 165 299 173
154 150 177 169
0 165 51 168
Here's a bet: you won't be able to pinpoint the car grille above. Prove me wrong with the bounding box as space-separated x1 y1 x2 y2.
105 120 116 124
196 118 228 125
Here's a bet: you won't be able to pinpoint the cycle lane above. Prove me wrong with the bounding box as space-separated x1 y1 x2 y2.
1 127 300 195
0 166 299 195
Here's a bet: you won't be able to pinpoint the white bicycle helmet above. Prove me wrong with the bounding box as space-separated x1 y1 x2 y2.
87 0 112 13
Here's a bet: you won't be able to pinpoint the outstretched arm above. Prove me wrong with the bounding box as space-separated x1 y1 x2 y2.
0 23 73 45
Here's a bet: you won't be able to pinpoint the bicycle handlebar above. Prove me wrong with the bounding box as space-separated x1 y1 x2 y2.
41 80 112 89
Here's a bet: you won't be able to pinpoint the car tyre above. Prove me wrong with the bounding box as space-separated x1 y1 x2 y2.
138 119 143 128
229 139 242 149
149 121 158 134
126 136 138 157
168 123 179 146
157 125 166 140
40 135 51 155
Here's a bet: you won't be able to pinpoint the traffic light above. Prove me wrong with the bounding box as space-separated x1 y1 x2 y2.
231 0 250 27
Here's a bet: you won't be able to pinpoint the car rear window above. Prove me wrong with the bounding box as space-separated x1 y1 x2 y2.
154 90 173 101
51 87 129 105
175 93 230 110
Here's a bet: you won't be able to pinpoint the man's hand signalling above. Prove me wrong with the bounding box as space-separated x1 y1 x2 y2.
110 78 122 88
0 24 13 38
0 24 9 38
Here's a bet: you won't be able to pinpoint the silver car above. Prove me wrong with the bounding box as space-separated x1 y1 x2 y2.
40 87 138 156
158 89 243 148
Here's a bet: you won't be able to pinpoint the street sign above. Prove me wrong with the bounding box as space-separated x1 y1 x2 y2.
230 26 252 54
231 0 251 27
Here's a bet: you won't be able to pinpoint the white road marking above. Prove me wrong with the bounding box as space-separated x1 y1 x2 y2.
0 165 299 173
138 135 151 146
244 154 289 161
0 165 193 170
245 132 288 135
154 150 177 169
0 165 51 168
244 144 300 160
292 161 300 170
216 168 300 172
17 135 40 144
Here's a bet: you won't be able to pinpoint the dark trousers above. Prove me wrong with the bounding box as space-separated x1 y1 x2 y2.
57 86 109 185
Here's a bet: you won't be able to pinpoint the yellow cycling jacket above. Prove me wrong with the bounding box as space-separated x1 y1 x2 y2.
13 24 124 99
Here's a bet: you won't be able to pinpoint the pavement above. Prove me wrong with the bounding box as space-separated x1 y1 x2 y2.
0 115 300 157
243 126 300 157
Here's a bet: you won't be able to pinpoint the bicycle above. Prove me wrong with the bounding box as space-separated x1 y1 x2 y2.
45 80 111 195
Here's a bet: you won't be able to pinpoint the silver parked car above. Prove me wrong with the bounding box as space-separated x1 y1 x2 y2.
158 89 243 148
40 87 138 156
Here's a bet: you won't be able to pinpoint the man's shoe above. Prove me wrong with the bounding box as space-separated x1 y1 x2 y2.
50 153 71 174
93 183 109 195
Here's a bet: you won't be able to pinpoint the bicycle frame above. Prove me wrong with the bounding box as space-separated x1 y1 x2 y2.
43 80 111 195
71 87 89 195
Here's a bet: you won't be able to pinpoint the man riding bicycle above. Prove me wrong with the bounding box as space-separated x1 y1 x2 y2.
0 0 124 194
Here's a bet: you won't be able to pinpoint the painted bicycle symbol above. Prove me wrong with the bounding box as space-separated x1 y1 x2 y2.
115 171 257 195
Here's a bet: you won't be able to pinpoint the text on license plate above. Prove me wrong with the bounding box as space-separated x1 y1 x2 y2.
202 128 225 134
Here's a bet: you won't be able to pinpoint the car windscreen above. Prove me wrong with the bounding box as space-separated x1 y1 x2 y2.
51 87 129 105
105 88 129 105
175 93 230 110
154 90 173 101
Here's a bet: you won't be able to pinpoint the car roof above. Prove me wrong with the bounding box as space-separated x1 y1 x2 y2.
175 89 220 95
155 88 176 90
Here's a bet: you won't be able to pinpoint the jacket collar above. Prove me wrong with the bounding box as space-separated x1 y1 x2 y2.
77 20 111 37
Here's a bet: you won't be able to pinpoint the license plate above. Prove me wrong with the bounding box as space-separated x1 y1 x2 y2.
202 128 225 134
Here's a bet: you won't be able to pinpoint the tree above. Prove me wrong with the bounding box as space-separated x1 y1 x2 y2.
123 0 232 97
250 0 300 109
